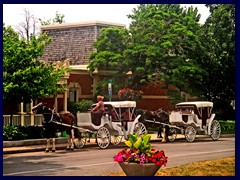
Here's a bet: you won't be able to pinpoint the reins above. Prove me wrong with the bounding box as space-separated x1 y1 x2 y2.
42 109 58 124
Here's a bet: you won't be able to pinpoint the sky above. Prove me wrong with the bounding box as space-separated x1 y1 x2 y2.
3 4 210 29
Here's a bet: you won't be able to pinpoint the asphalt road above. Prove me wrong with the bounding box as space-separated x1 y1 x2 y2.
3 137 235 176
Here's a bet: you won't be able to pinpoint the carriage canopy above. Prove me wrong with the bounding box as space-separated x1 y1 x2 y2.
175 101 213 120
92 101 136 108
176 101 213 108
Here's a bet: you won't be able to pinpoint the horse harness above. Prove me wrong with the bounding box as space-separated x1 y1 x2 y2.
42 109 63 124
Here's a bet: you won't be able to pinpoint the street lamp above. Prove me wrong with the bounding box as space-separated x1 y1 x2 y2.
126 70 133 77
125 70 133 88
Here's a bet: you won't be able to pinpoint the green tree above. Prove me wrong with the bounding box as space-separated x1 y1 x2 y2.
197 4 235 119
126 4 203 93
39 11 65 25
88 27 129 94
3 25 67 124
89 4 204 97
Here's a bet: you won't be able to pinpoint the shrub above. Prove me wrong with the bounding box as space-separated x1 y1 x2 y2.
3 125 27 141
3 125 44 141
68 99 94 115
219 120 235 134
19 125 45 139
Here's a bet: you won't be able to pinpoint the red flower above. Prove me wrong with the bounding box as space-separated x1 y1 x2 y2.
118 88 143 101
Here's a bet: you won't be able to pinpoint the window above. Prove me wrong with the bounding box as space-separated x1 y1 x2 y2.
69 88 77 102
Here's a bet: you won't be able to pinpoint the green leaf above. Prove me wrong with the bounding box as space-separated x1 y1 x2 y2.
133 136 142 149
125 140 133 148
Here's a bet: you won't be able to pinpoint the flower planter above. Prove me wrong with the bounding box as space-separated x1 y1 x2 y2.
118 162 161 176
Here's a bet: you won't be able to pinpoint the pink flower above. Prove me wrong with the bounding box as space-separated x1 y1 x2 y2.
114 155 123 162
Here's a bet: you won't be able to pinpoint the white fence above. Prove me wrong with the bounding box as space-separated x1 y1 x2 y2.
3 114 43 126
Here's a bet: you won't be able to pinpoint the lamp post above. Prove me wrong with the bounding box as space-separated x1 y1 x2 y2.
108 79 112 101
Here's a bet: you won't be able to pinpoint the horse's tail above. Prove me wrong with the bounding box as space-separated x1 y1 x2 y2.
70 113 77 126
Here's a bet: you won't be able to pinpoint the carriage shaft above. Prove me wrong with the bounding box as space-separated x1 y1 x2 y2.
52 121 94 133
144 119 182 130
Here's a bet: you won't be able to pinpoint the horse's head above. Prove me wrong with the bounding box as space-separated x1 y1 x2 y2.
32 102 49 114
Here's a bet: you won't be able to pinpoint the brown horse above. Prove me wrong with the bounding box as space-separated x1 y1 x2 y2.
32 102 76 152
136 108 170 142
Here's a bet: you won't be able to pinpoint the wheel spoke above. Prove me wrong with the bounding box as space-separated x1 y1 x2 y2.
168 128 177 142
74 137 86 148
111 135 122 145
133 123 147 135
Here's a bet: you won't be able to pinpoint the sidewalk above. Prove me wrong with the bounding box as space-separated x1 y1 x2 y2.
3 134 234 154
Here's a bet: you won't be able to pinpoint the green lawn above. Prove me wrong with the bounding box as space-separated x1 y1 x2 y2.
105 156 235 176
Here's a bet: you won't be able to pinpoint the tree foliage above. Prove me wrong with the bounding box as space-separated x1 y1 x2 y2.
89 27 129 71
197 4 235 119
39 11 65 25
88 27 130 93
3 25 67 113
89 4 204 93
126 4 204 93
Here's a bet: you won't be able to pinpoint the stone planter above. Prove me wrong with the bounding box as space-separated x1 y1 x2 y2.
118 162 161 176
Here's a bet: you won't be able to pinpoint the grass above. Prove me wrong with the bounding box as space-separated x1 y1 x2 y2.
105 156 235 176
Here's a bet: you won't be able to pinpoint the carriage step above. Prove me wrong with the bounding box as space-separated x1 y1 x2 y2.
116 124 128 139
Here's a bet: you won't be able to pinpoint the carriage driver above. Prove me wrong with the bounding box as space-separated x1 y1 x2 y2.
91 95 105 125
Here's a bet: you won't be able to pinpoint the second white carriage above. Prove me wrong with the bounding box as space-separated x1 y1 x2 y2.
169 101 221 142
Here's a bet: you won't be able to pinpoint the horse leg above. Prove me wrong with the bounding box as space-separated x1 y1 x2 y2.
70 129 75 150
161 127 167 143
87 133 91 143
52 137 56 152
45 139 50 152
66 133 71 150
165 126 169 142
157 126 163 138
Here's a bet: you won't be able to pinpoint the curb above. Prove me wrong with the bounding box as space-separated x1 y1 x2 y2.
3 134 234 154
3 137 68 148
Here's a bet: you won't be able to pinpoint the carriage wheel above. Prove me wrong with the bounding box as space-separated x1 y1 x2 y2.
185 126 196 142
74 131 87 149
210 120 221 141
96 126 111 149
110 135 123 145
168 128 177 142
133 122 147 136
74 137 86 149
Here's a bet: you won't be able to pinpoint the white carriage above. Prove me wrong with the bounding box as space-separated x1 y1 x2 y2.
74 101 147 149
169 101 221 142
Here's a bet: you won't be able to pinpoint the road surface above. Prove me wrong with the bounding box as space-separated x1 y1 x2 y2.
3 137 235 176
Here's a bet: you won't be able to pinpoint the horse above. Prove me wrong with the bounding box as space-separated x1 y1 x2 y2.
32 102 76 152
136 108 170 142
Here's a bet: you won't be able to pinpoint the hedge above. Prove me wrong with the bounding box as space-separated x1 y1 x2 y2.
3 120 235 141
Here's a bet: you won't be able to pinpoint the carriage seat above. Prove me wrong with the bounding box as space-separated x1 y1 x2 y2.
91 112 103 126
104 110 119 121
